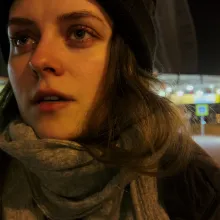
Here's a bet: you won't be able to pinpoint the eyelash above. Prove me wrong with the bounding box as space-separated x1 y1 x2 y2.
9 25 99 50
67 25 98 40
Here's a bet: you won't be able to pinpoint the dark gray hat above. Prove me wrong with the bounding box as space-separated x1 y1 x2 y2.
0 0 156 71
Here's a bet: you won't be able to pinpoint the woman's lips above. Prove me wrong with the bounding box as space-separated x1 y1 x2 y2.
31 88 76 112
32 88 75 105
36 101 73 112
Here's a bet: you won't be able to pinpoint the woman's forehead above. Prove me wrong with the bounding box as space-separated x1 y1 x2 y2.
9 0 111 26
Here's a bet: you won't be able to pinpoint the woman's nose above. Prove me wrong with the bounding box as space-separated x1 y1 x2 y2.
29 40 64 78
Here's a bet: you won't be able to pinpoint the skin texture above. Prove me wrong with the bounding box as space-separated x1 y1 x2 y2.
7 0 113 140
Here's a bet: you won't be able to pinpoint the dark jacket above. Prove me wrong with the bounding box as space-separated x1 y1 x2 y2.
158 155 220 220
0 149 220 220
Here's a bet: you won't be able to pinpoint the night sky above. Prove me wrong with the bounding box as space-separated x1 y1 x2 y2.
188 0 220 74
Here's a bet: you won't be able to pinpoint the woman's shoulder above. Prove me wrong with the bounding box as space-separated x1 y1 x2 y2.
158 154 220 220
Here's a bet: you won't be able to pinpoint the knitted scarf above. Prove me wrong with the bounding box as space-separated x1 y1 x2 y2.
0 120 169 220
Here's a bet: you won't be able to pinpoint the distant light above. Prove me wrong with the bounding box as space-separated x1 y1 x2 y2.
158 90 166 97
186 85 194 91
217 89 220 94
196 90 204 96
166 87 172 93
177 91 184 96
210 84 214 89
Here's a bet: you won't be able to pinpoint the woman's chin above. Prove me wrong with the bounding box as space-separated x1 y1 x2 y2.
34 127 81 141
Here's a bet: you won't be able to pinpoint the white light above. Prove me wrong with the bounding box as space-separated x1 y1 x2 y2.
177 91 184 96
186 85 194 91
210 84 214 89
196 90 204 96
217 89 220 94
159 90 166 97
166 87 172 93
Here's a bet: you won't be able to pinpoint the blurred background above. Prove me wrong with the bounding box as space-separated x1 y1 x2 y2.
0 0 220 157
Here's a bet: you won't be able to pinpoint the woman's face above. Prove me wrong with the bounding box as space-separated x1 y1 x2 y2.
7 0 112 140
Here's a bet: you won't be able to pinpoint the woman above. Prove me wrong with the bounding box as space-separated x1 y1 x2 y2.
0 0 219 219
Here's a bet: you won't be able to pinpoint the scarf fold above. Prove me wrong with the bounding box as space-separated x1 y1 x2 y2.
0 120 169 220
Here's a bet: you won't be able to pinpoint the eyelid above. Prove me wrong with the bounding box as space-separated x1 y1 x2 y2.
67 24 100 38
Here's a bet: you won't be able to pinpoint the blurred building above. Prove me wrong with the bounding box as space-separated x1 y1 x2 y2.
158 74 220 124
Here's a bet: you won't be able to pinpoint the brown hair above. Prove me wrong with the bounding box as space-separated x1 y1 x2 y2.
0 33 194 175
82 33 194 175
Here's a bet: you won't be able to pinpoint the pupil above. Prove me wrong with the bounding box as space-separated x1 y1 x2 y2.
75 30 85 39
18 37 28 45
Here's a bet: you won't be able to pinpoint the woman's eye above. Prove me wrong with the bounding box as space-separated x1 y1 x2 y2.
9 35 36 55
69 28 93 41
10 35 35 47
72 29 87 40
67 26 98 47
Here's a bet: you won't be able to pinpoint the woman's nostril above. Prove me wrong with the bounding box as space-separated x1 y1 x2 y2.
43 67 56 72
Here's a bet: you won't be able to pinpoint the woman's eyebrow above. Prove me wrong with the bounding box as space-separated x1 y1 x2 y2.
57 10 106 26
8 17 35 27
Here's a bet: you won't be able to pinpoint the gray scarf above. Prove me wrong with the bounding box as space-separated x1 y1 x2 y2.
0 120 169 220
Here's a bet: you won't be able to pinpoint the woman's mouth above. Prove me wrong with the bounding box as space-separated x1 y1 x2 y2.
32 90 75 112
36 99 73 112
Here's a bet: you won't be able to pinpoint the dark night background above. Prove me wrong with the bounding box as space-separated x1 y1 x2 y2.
0 1 220 75
188 0 220 73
